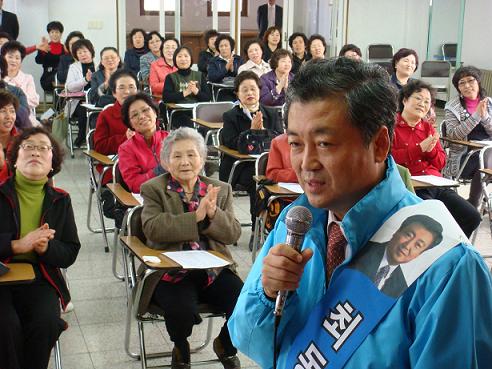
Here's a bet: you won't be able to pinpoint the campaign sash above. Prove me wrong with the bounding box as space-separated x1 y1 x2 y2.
286 200 468 369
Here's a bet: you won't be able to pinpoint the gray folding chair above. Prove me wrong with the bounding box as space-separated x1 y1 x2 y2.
420 61 451 101
85 129 114 252
121 206 224 368
367 44 394 63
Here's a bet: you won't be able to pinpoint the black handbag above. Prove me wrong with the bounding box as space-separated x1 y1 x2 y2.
237 129 277 155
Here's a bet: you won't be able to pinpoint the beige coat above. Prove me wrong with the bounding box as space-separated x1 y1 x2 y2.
138 174 241 313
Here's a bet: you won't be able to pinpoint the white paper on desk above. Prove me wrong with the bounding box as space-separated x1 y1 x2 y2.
471 140 492 146
278 182 304 193
162 250 231 269
411 175 458 187
40 108 55 121
131 193 144 205
175 103 196 109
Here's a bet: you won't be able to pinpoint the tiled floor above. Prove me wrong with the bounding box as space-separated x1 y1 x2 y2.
50 145 491 369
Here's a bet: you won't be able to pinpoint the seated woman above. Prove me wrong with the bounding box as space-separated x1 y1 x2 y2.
390 48 418 90
65 39 96 147
118 93 169 193
162 46 211 129
260 49 293 107
35 21 65 93
262 26 281 62
149 37 179 97
219 71 282 247
139 31 163 83
444 66 492 208
198 29 219 77
207 34 241 83
288 32 309 74
0 90 19 181
0 57 30 130
141 127 242 369
94 69 138 183
123 28 148 75
237 39 271 77
266 133 296 183
88 47 122 107
392 80 481 237
2 40 40 126
0 127 80 369
56 31 84 84
308 34 326 60
339 44 362 61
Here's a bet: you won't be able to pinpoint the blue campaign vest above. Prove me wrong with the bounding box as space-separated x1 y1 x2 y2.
286 200 468 369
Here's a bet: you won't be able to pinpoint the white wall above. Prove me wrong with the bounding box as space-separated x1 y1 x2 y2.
346 0 429 76
6 0 118 96
461 0 492 70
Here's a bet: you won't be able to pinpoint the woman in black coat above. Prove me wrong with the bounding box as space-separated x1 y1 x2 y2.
0 127 80 369
219 71 282 247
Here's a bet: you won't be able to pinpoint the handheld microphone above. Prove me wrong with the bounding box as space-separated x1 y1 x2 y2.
274 206 313 320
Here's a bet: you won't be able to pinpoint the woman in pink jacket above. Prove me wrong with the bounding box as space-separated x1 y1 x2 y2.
149 37 179 97
1 41 40 127
118 92 169 193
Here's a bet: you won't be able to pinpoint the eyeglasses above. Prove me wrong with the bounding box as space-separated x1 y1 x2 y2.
20 143 52 152
129 106 152 121
410 95 431 106
458 77 476 87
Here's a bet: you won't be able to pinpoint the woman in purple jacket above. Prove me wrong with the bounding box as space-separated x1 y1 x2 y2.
259 49 293 107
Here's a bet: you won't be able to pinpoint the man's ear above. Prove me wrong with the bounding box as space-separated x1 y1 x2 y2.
372 125 390 163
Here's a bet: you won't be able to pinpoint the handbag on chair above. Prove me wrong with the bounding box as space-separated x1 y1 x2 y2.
237 129 277 155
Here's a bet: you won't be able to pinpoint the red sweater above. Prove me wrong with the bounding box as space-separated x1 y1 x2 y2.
266 133 297 183
391 113 446 177
94 101 127 155
94 102 128 184
149 58 177 96
0 127 18 183
117 129 169 193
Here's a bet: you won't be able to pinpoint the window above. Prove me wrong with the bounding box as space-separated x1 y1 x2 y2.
140 0 182 16
206 0 248 17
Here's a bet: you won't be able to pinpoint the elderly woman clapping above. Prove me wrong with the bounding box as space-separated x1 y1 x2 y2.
140 127 242 369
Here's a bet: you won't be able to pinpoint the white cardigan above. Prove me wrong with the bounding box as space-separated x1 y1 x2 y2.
65 62 90 116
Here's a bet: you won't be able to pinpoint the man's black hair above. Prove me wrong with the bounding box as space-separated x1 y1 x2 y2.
399 214 444 248
286 57 397 145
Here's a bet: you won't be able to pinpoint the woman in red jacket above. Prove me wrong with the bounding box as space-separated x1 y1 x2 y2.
0 90 19 182
392 80 480 237
266 132 297 183
118 93 169 193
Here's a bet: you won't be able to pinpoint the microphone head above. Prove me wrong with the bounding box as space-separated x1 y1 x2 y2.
285 206 313 235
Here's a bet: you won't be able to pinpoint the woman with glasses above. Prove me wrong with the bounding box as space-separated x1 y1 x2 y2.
88 47 123 107
444 66 492 208
118 92 169 193
94 69 138 185
0 127 80 369
392 80 480 237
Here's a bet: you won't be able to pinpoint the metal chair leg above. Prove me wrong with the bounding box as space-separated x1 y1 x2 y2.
53 339 62 369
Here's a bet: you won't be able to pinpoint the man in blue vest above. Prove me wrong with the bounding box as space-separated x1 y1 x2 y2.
228 58 492 369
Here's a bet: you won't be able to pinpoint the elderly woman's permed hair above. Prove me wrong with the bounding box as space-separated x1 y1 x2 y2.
160 127 207 166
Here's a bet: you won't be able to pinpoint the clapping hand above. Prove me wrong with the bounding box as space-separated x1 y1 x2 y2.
188 81 199 95
276 74 289 94
226 58 234 72
125 128 135 140
85 69 93 82
478 98 489 119
11 223 55 255
36 37 50 53
420 132 439 152
251 111 264 130
195 184 221 222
